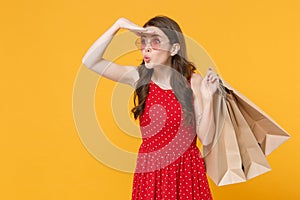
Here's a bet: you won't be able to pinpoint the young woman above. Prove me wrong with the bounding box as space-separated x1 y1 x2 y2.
82 16 219 200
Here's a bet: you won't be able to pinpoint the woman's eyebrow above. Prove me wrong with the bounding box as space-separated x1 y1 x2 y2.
141 34 162 38
150 34 162 38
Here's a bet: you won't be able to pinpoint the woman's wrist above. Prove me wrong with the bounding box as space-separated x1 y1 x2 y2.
202 96 214 107
110 21 120 35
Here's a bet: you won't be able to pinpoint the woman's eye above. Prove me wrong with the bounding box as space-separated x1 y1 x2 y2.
152 39 161 44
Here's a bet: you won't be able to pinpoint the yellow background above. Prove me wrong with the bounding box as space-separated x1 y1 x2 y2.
1 0 299 199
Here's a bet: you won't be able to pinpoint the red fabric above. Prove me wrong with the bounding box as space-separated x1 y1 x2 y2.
131 80 213 200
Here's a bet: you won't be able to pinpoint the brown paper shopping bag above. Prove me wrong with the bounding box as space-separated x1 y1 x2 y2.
204 90 246 186
203 76 290 186
226 91 271 179
221 78 290 156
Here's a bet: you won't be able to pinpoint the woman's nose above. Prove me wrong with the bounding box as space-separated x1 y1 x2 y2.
145 44 152 52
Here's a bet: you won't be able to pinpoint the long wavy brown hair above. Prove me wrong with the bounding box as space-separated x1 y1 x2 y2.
131 16 197 126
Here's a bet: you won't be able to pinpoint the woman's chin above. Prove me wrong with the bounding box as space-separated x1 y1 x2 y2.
145 62 154 69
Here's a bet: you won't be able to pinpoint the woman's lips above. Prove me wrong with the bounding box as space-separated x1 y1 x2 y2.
144 56 151 63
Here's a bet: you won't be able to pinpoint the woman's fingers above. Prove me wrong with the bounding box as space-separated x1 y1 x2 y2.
205 67 219 83
129 28 153 36
128 28 147 36
210 76 218 83
208 75 218 82
116 18 157 36
117 18 144 32
205 70 213 81
130 28 156 36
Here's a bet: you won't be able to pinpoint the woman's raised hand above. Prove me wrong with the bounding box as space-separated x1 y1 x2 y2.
115 18 152 36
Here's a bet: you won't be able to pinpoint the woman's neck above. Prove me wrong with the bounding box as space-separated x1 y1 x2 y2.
151 66 172 85
151 67 172 90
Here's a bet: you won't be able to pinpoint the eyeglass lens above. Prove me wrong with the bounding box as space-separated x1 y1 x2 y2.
135 37 161 50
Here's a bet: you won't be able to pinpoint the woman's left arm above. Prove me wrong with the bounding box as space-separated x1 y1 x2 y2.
191 68 219 146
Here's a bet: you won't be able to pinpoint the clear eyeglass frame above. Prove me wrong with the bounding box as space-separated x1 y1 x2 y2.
135 37 170 50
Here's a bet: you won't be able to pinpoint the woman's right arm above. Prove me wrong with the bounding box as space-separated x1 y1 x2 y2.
82 18 145 87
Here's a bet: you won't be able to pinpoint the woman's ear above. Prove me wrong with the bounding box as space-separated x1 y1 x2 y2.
171 43 180 56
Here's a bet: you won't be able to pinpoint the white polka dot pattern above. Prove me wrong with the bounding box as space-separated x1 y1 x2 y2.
131 80 213 200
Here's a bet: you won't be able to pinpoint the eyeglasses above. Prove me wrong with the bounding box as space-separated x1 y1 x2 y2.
135 37 169 50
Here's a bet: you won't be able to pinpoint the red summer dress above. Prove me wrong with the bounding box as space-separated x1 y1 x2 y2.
131 80 213 200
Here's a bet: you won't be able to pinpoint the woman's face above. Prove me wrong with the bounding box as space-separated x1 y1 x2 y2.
138 26 173 69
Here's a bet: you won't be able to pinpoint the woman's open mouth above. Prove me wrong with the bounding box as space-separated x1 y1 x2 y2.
144 56 151 63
